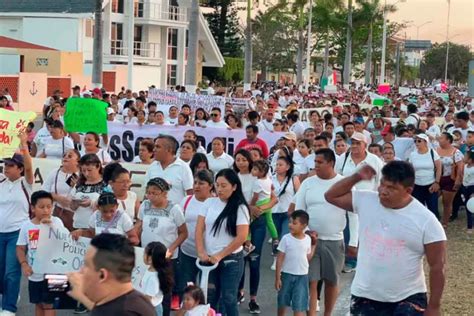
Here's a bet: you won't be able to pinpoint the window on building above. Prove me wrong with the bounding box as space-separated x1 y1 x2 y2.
167 64 177 86
112 0 124 13
111 22 124 55
85 19 95 38
167 28 178 60
134 25 143 56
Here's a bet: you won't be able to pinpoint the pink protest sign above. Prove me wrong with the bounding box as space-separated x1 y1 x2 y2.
378 84 390 94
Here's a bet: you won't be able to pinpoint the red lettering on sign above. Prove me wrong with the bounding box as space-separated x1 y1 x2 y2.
0 120 9 130
0 131 11 145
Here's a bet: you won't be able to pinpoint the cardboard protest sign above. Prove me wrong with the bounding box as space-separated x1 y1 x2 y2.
0 109 36 158
64 98 108 134
33 225 147 285
399 87 411 96
148 88 225 114
378 83 390 94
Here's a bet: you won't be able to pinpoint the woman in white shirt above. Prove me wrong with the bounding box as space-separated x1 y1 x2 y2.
80 132 112 165
179 140 197 164
179 170 214 292
133 138 154 164
408 133 442 218
193 108 209 127
39 120 74 159
108 166 140 221
42 149 80 231
0 133 33 314
206 138 234 175
195 169 250 316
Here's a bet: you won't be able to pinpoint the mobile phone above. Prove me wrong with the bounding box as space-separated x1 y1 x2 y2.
43 274 77 309
65 174 78 187
45 274 70 292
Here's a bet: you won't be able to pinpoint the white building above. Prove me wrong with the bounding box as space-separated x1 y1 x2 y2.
0 0 224 90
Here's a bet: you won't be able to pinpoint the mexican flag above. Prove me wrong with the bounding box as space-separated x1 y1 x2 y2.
369 92 391 106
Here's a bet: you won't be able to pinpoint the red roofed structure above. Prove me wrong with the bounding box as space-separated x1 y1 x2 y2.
0 36 57 51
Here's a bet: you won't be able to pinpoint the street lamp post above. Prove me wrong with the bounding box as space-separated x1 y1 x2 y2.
416 21 432 41
305 0 313 92
444 0 451 82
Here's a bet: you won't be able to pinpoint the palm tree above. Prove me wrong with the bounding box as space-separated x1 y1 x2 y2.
185 0 200 90
244 0 253 89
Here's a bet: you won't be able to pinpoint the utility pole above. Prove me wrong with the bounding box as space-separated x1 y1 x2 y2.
379 1 387 84
444 0 451 82
127 0 134 90
185 0 200 92
243 0 252 91
305 0 313 92
395 42 400 86
343 0 353 86
92 0 103 88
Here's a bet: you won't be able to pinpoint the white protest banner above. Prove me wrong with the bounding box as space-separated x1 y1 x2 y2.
278 107 333 122
107 123 284 163
33 225 147 288
399 87 411 96
148 89 225 113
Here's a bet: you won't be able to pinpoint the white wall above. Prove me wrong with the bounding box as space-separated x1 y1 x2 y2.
0 54 20 74
22 17 80 51
133 65 162 89
0 17 23 39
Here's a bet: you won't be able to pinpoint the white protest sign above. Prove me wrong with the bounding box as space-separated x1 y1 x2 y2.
33 224 147 288
399 87 411 96
278 107 333 122
148 89 225 114
107 123 284 163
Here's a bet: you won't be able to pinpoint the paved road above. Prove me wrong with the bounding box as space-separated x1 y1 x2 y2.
17 239 353 315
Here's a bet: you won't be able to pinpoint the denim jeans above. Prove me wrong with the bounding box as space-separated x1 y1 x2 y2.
0 230 21 313
343 214 357 269
208 251 244 316
461 185 474 229
412 184 440 219
179 250 200 290
239 215 266 296
272 212 289 238
350 292 427 315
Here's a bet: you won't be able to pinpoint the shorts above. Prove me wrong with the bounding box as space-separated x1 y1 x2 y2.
350 292 427 315
277 272 309 312
309 239 345 285
440 176 456 192
29 280 52 305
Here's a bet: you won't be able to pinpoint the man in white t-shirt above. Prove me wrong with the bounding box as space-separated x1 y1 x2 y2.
145 135 194 204
325 161 446 315
205 107 229 128
294 148 348 316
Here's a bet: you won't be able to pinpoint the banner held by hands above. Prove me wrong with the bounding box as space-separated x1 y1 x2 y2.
0 108 36 158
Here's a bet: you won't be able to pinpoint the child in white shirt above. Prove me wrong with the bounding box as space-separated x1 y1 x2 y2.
275 210 317 316
177 285 214 316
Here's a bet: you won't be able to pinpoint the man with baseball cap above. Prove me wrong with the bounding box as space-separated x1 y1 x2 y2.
335 131 385 273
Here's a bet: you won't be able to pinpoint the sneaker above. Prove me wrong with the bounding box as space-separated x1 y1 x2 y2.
171 294 180 310
249 300 261 314
237 291 245 304
270 257 276 271
342 265 355 273
272 239 279 255
73 304 88 314
316 300 320 312
0 311 15 316
267 238 272 244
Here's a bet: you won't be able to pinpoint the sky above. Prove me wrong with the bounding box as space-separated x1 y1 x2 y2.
390 0 473 46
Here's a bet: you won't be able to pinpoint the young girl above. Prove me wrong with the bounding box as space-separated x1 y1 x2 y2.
295 139 314 179
177 285 214 316
137 242 174 316
461 151 474 233
250 160 279 252
71 192 138 244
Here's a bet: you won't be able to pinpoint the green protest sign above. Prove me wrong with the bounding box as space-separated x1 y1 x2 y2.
64 98 108 134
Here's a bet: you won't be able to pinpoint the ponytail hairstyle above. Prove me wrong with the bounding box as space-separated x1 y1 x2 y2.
276 156 295 197
211 169 249 237
145 242 174 295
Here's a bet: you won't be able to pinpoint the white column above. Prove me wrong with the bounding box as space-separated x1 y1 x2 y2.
176 27 186 86
160 27 169 89
127 0 134 90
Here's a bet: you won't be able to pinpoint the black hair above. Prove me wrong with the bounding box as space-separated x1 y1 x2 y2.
278 145 294 160
147 101 157 109
179 113 190 124
90 234 135 282
147 177 171 192
382 161 415 188
407 104 418 114
78 154 103 186
194 108 209 121
248 111 260 121
31 190 53 206
212 169 249 237
455 111 469 121
195 169 214 187
110 166 130 182
156 135 179 155
233 149 254 173
145 242 174 295
211 107 221 113
343 121 355 130
369 143 383 152
85 131 100 148
441 132 453 143
276 156 295 197
246 124 259 134
181 104 191 110
335 131 348 141
466 151 474 161
249 147 263 159
287 113 299 122
183 285 206 305
252 159 270 175
314 148 335 165
291 210 309 225
189 153 209 176
315 135 329 144
98 192 118 206
103 162 123 184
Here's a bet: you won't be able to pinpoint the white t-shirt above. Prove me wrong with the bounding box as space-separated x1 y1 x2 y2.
79 148 112 165
199 197 250 256
42 168 78 210
335 151 384 191
0 175 32 232
463 165 474 187
289 121 306 139
138 200 185 259
117 191 138 220
205 120 229 128
295 153 314 175
257 120 274 132
378 138 415 161
239 173 258 204
17 217 65 281
70 181 106 229
180 195 207 258
89 210 133 235
145 158 194 205
43 137 75 159
277 233 312 275
135 269 163 306
252 177 272 202
408 150 440 186
206 152 234 176
295 175 347 241
185 304 211 316
351 190 446 302
272 175 296 214
33 126 51 156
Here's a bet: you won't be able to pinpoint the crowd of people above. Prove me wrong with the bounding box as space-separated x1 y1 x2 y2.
0 81 471 316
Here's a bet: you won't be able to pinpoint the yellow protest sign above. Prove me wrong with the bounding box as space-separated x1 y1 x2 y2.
0 109 36 158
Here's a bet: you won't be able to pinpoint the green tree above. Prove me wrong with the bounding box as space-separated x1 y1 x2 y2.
203 0 243 58
420 43 472 84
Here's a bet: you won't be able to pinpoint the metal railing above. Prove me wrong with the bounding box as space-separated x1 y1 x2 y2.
135 1 187 22
110 40 160 58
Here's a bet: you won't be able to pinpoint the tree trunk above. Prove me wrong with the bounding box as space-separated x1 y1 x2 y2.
322 30 330 79
185 0 200 89
296 27 304 86
261 65 267 82
343 0 352 85
218 2 229 49
244 0 252 89
92 0 103 87
364 21 373 85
